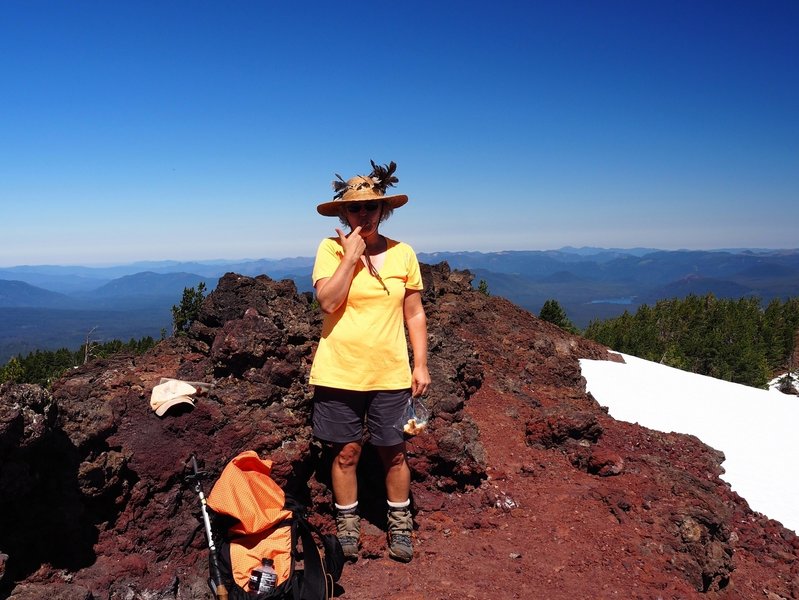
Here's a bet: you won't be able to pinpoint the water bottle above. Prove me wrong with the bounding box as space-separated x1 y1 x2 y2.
248 558 277 596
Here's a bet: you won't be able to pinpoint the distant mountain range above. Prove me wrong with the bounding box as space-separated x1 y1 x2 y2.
416 248 799 326
1 247 798 363
0 272 219 362
0 257 313 294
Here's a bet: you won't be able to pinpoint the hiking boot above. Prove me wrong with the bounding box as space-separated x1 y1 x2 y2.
387 506 413 563
335 510 360 560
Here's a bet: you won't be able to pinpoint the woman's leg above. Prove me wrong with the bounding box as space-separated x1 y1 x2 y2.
376 443 410 502
331 441 363 559
365 390 415 561
377 443 414 562
331 441 362 505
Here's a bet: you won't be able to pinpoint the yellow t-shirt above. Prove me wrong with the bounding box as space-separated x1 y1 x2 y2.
309 236 423 391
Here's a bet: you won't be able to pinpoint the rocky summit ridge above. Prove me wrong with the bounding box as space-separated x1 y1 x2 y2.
0 263 796 599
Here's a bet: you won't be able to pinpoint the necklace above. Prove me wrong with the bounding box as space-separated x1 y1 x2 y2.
363 240 389 295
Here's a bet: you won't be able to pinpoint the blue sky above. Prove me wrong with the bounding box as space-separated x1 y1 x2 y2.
2 0 797 266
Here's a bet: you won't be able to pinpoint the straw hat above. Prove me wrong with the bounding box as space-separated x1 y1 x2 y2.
316 160 408 216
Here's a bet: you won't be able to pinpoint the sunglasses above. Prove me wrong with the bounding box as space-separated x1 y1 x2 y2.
346 202 381 214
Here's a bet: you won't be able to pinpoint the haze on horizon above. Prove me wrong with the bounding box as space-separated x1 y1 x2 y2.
3 245 799 272
2 1 797 267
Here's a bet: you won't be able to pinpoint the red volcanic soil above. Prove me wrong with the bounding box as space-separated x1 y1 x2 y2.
0 265 796 600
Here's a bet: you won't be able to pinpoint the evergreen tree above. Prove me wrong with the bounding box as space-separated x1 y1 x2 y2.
0 336 158 388
539 299 578 334
0 357 23 383
584 293 799 389
172 282 207 335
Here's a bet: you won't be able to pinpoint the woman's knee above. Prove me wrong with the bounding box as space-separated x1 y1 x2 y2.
334 442 362 470
377 444 407 470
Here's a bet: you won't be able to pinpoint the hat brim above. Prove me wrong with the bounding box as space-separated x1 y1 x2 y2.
154 395 195 417
152 379 197 398
316 194 408 217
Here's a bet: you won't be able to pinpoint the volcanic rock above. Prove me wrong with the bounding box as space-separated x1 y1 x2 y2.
0 262 796 599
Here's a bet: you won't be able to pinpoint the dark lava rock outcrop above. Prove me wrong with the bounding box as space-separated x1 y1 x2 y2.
0 262 797 600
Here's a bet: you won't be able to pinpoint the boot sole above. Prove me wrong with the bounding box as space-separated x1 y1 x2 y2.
387 546 413 563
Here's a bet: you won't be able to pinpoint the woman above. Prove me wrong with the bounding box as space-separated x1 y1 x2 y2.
310 160 430 563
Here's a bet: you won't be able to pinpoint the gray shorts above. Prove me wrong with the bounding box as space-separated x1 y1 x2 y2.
312 386 411 447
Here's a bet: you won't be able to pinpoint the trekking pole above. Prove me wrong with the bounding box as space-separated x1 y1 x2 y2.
188 455 229 600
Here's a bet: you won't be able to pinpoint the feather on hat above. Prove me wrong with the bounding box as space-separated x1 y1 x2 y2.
316 160 408 216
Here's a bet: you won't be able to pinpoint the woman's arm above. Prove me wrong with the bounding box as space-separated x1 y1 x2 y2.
315 227 365 313
404 290 431 397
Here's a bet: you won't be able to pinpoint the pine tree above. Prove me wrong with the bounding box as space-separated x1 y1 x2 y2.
0 357 23 383
172 282 207 335
584 293 798 389
539 299 578 334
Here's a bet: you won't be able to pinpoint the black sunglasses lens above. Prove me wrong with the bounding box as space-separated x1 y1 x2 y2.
347 202 380 213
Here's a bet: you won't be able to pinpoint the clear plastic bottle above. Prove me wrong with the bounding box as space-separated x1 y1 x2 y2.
248 558 277 596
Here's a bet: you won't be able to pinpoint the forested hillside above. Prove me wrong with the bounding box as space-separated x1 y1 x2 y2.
0 337 159 387
584 295 799 388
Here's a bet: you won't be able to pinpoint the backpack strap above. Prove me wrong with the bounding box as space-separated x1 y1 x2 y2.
294 517 327 600
281 494 345 599
283 494 343 583
299 518 344 583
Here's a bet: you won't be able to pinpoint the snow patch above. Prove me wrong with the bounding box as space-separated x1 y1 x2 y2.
580 353 798 534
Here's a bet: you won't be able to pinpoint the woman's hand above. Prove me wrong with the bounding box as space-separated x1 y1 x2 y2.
411 365 431 398
336 226 365 265
315 227 364 313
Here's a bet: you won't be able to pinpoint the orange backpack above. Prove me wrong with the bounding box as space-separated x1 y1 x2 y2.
205 450 344 600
